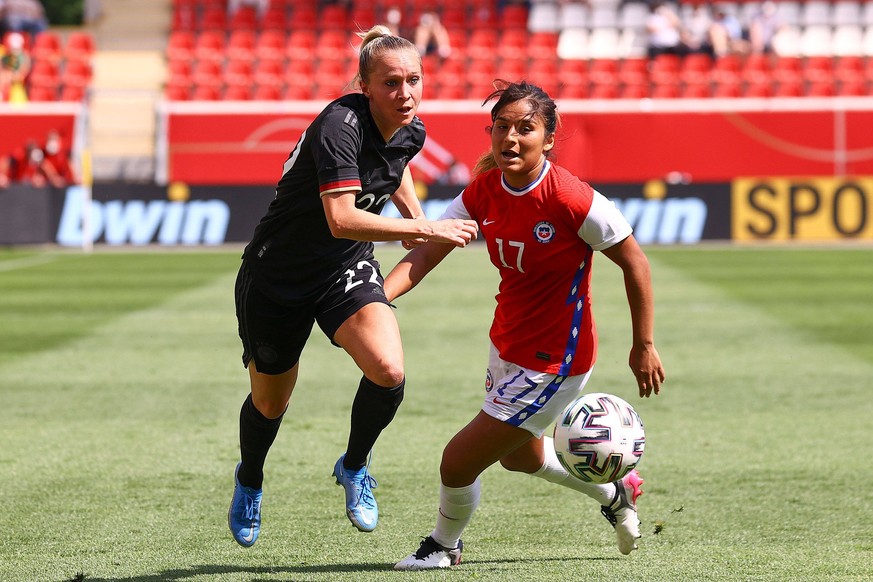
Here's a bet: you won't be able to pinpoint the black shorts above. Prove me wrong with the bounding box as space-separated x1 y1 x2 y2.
235 258 391 375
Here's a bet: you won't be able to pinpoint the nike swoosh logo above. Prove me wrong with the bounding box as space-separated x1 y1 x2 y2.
492 397 510 406
482 219 495 226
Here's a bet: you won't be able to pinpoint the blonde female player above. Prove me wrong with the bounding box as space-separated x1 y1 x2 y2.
385 81 665 569
228 25 478 547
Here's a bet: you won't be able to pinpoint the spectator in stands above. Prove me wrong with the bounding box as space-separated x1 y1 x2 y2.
645 1 686 59
748 1 782 55
1 0 49 37
0 31 31 103
413 11 451 59
227 0 269 18
709 7 748 58
682 4 715 58
384 6 401 36
11 140 47 187
41 129 76 187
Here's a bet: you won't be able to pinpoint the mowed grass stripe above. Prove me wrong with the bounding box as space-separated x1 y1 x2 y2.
0 247 871 581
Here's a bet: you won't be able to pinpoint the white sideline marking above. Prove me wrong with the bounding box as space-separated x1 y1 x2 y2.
0 255 60 273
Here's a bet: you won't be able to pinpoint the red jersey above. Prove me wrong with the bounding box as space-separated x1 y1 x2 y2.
447 161 632 376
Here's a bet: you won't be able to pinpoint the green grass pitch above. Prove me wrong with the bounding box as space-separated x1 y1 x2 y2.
1 244 871 581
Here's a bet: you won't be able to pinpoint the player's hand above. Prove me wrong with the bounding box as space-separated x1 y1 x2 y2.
401 237 428 250
629 343 665 398
427 219 479 247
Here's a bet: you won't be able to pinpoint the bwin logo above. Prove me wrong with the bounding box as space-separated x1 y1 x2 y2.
57 187 230 246
613 198 707 245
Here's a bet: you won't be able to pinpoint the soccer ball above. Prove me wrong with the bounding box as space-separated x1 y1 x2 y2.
553 392 645 484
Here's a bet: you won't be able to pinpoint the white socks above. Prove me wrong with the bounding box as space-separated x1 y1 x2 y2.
430 478 481 549
533 436 616 506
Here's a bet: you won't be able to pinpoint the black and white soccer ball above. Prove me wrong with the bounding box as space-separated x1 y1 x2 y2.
553 392 645 484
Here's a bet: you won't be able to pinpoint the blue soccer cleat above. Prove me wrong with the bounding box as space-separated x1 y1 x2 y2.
332 454 378 532
228 462 262 547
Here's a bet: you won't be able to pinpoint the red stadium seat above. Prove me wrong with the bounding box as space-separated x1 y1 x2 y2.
499 5 529 29
833 56 864 83
559 59 589 88
224 84 253 100
434 84 467 100
652 82 681 99
223 59 253 88
744 80 773 98
806 80 835 97
286 30 317 61
229 6 258 30
680 53 714 85
290 5 317 29
500 29 528 61
167 30 196 62
837 79 868 96
164 83 191 101
710 54 742 85
31 31 62 63
558 83 588 99
64 31 95 63
253 59 284 87
713 81 742 98
528 33 559 61
803 56 834 83
649 54 681 86
681 81 712 98
194 30 226 63
591 83 620 99
199 8 227 31
28 60 61 88
59 84 87 102
284 85 312 100
191 84 222 100
260 7 288 31
618 58 648 86
589 59 619 86
772 57 803 85
468 59 497 88
253 84 283 100
284 59 315 90
227 30 256 63
192 59 223 88
497 57 528 83
740 53 771 85
773 80 804 97
315 30 352 63
61 59 93 88
467 30 498 61
319 4 348 30
28 84 59 101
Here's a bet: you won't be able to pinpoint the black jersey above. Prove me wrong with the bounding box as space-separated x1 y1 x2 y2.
242 93 426 304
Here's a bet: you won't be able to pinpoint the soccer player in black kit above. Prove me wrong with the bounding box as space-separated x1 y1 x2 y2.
228 25 478 546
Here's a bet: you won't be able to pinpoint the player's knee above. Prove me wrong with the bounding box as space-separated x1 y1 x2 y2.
499 457 525 473
252 395 289 419
368 361 405 388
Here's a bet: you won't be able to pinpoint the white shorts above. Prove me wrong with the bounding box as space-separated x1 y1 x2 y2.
481 342 593 437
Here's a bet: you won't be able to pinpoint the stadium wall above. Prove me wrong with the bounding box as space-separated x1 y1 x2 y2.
3 177 872 246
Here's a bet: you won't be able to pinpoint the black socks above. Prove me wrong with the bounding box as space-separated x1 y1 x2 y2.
343 376 405 470
237 393 284 489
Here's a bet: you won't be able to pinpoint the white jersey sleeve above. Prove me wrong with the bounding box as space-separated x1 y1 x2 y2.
438 191 473 221
578 190 633 251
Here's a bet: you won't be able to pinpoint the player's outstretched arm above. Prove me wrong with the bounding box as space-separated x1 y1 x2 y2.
601 235 666 398
384 241 456 302
322 190 477 246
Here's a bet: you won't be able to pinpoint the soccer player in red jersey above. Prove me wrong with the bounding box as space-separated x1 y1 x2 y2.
387 81 666 569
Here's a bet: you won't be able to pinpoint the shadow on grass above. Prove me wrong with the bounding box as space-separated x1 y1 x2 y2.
69 556 620 581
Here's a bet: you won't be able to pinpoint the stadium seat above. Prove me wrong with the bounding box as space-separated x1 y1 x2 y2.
500 29 529 61
652 82 681 99
775 1 802 26
199 8 227 31
468 30 498 61
834 55 865 83
773 80 804 97
227 30 256 63
744 80 773 98
557 29 588 60
619 2 649 31
497 57 528 82
528 32 559 60
740 53 771 85
64 31 95 63
284 59 315 90
620 82 649 99
194 30 226 63
559 59 590 88
528 3 560 33
618 57 648 86
192 60 223 89
167 30 196 62
680 53 714 85
800 25 833 57
831 25 864 57
59 84 87 102
223 59 253 88
589 6 618 29
499 5 529 29
315 30 353 63
558 83 588 99
771 25 802 57
681 81 711 98
319 4 348 30
467 59 497 88
284 85 312 100
254 30 286 63
253 84 283 100
649 53 681 85
31 31 62 63
191 84 222 100
559 2 589 29
286 30 317 61
28 60 61 88
229 6 258 30
803 56 833 84
590 82 620 99
772 56 803 85
832 1 862 27
224 84 253 100
806 80 835 96
836 79 868 96
713 81 742 98
290 5 317 30
801 0 831 27
61 59 93 88
28 84 59 101
588 28 621 59
434 84 467 100
589 58 619 85
253 59 283 87
260 7 288 31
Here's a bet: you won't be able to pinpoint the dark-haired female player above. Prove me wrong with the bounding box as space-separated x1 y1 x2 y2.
228 24 478 547
386 81 665 569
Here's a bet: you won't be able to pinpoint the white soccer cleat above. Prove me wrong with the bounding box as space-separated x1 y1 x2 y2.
601 470 644 555
394 536 463 570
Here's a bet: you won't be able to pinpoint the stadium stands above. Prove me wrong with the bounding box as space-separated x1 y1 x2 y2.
6 30 96 102
162 0 873 101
